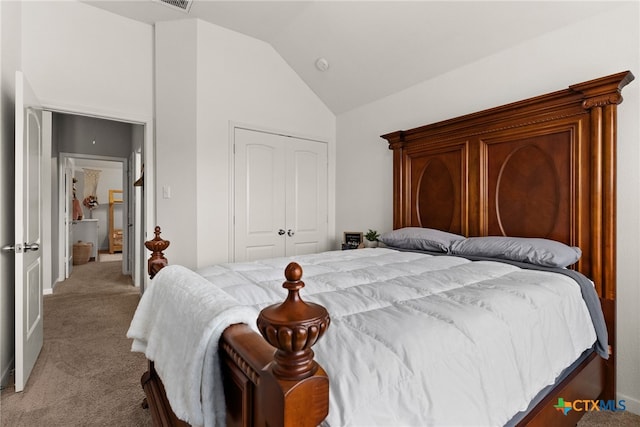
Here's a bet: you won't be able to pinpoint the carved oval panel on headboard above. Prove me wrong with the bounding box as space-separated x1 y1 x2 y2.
417 158 456 231
495 144 560 237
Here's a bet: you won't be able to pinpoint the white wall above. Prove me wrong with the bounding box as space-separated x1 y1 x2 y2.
19 0 153 282
155 19 335 269
21 1 153 121
336 2 640 414
0 0 21 389
154 19 198 270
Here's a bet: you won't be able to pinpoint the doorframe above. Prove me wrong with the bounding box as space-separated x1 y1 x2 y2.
41 102 154 292
58 153 128 279
42 112 53 297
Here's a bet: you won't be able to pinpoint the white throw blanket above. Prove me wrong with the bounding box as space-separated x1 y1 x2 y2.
127 265 258 427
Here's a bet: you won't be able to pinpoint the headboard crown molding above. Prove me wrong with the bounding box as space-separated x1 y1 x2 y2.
381 71 634 148
570 70 635 108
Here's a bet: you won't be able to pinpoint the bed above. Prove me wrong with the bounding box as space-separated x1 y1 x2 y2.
130 70 634 427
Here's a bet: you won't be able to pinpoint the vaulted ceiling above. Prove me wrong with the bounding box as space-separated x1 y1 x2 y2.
84 1 617 114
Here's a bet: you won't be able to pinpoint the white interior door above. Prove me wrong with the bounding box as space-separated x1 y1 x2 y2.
121 168 130 275
14 71 44 392
234 128 328 262
285 140 328 256
64 160 73 278
133 150 143 288
234 128 286 261
128 156 135 276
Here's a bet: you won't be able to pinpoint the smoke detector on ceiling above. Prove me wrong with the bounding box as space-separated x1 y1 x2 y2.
156 0 193 13
315 57 330 72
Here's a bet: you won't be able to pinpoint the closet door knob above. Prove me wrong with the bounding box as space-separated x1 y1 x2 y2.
287 229 295 237
278 229 286 236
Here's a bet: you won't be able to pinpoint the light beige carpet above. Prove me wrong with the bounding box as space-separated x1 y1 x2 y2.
0 261 151 426
579 409 640 426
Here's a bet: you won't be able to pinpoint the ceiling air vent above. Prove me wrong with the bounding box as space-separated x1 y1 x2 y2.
157 0 193 13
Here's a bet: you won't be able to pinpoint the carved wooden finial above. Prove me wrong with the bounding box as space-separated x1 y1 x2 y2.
284 262 303 282
145 226 170 279
257 262 330 381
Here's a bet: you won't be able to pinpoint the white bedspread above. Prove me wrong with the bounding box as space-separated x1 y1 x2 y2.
130 248 598 427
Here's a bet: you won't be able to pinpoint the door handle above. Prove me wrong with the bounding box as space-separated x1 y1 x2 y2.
287 229 295 237
1 243 37 253
278 229 286 236
2 244 18 253
23 243 40 252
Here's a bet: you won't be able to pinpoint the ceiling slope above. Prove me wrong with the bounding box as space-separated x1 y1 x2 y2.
84 0 618 114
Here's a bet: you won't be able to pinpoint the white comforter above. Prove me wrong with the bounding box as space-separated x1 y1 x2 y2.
131 248 598 427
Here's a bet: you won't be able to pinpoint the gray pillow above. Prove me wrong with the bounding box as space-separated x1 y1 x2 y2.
378 227 465 253
450 236 581 268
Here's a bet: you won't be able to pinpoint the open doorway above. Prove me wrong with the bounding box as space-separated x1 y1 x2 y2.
49 112 145 292
63 156 126 272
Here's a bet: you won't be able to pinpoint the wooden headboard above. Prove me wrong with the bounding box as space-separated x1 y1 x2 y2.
381 71 634 402
381 71 633 298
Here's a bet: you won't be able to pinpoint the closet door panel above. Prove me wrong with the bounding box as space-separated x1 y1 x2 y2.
234 129 286 262
286 140 328 256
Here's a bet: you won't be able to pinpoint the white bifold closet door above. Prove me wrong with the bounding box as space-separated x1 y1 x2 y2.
234 128 328 262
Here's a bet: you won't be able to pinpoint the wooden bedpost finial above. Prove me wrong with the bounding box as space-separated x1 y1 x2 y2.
145 226 170 279
257 262 330 381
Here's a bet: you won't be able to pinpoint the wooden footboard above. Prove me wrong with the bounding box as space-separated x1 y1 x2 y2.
141 227 330 427
518 352 605 426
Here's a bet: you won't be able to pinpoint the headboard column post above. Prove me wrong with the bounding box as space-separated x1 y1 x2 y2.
601 102 618 402
564 71 632 401
602 103 617 301
588 105 604 295
583 100 620 402
571 70 633 300
382 130 409 229
393 145 408 229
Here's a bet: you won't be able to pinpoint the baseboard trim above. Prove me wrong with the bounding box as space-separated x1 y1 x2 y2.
617 392 640 415
43 278 61 296
1 357 14 388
